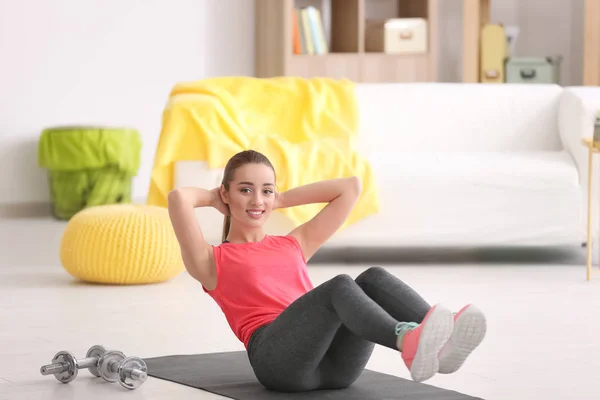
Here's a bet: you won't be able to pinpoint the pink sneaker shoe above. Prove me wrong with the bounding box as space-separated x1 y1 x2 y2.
396 304 454 383
437 304 487 374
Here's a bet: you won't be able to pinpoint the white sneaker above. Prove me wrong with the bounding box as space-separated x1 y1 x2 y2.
437 304 487 374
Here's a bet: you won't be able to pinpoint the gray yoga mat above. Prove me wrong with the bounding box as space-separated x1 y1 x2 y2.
143 351 484 400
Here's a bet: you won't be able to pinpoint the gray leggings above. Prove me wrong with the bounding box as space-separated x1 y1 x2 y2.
246 266 431 392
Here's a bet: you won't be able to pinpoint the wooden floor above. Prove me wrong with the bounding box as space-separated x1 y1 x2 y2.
1 218 600 399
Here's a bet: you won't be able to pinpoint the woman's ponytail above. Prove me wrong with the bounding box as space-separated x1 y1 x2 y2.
222 215 231 242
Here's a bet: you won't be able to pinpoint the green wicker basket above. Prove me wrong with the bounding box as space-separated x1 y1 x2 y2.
38 126 142 220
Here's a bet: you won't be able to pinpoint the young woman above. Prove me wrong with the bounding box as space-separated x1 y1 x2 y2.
168 150 487 392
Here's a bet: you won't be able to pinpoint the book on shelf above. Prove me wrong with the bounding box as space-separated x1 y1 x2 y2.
292 6 328 55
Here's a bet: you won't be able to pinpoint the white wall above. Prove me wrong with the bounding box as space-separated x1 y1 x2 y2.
0 0 255 204
0 0 586 205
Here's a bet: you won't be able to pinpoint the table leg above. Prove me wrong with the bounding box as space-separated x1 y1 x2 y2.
587 148 593 281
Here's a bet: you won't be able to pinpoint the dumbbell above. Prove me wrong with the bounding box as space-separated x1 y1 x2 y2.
40 345 107 383
97 350 148 390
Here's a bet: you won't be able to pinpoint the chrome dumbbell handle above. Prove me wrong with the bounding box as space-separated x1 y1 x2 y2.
40 362 68 376
128 368 147 381
39 345 107 383
40 355 98 374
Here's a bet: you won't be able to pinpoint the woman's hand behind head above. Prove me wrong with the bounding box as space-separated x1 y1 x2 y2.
211 187 230 216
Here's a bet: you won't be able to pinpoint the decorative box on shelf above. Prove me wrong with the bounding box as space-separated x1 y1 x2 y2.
505 56 562 84
365 18 428 54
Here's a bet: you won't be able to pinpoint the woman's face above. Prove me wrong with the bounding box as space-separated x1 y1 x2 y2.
221 163 276 229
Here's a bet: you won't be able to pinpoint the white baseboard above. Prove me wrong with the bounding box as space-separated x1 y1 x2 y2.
0 198 147 219
0 202 53 219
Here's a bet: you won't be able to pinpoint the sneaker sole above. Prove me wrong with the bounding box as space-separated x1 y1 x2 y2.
438 305 487 374
409 305 454 382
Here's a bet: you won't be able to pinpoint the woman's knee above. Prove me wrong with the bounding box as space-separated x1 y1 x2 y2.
355 266 389 285
329 273 355 287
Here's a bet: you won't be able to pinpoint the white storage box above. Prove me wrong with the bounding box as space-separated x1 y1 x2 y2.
365 18 428 54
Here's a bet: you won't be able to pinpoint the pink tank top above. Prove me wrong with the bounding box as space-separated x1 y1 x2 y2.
204 235 314 348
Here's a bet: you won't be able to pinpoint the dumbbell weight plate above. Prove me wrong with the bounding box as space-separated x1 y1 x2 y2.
84 345 107 377
50 351 78 383
117 357 148 390
97 350 125 383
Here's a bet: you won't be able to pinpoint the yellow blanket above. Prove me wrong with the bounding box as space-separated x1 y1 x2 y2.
147 76 379 229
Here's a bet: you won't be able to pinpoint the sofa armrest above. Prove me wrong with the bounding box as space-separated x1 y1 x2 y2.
559 87 600 242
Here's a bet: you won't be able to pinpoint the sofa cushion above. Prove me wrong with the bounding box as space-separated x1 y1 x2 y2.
369 150 579 189
327 150 582 247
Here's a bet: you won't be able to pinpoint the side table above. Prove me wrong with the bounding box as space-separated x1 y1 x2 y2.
582 137 600 281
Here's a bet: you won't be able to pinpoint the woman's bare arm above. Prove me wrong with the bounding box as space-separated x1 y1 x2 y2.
279 177 362 261
168 187 223 289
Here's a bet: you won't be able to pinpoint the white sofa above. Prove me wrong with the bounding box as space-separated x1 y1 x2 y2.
174 83 600 249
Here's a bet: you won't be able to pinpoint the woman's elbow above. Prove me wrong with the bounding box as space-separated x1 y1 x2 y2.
347 176 362 197
168 188 187 208
168 188 180 204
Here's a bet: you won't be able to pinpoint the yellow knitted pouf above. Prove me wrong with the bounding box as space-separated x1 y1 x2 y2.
60 204 184 285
